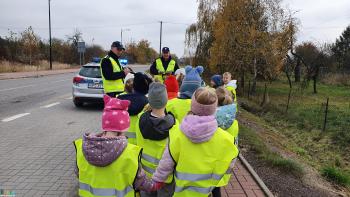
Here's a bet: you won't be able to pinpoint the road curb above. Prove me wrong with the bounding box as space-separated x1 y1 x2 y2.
0 69 79 80
239 154 274 197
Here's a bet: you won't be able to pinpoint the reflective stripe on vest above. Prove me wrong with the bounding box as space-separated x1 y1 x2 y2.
79 182 133 197
125 115 138 145
125 132 136 139
175 171 224 182
74 139 141 197
135 112 176 183
166 98 191 123
142 163 156 174
169 126 239 196
175 186 215 194
142 153 160 164
100 56 125 93
154 58 176 83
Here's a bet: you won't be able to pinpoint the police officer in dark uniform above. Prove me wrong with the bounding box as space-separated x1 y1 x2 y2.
100 41 131 97
150 47 179 83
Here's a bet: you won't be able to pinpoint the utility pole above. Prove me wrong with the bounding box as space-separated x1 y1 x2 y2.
48 0 52 70
159 21 163 56
121 29 123 44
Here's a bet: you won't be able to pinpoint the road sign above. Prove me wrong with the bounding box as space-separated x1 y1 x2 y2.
77 41 86 53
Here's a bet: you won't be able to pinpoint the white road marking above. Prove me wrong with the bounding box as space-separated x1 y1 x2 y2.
0 78 70 92
0 84 36 92
65 96 73 100
2 113 31 122
41 102 60 108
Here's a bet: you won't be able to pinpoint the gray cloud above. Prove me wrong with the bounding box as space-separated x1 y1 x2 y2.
284 0 350 44
1 0 349 58
0 0 198 57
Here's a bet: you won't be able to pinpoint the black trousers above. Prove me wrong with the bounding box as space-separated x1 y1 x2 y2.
212 187 221 197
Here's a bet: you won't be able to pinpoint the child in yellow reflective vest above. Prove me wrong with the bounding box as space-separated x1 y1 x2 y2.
152 87 239 197
118 72 152 144
166 65 204 123
215 87 239 145
137 82 177 197
74 95 163 197
223 72 237 102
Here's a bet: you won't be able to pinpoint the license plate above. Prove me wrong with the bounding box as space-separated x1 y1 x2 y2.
88 83 103 89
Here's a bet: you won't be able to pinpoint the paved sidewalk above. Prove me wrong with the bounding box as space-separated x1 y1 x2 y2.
0 68 79 80
222 158 267 197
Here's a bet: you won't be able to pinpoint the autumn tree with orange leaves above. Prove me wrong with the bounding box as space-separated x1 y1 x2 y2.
186 0 295 93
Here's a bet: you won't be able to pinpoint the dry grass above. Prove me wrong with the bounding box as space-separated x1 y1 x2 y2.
320 73 350 86
0 60 77 73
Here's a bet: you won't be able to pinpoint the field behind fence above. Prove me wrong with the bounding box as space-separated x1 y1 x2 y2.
239 79 350 177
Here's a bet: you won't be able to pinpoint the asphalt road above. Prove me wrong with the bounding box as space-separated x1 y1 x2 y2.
0 65 149 196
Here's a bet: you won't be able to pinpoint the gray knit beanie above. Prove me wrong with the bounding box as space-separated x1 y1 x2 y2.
148 82 168 109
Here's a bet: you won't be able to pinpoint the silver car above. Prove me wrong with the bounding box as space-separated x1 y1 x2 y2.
72 61 104 107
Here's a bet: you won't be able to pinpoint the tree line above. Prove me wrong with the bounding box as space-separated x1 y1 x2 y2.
0 27 161 66
186 0 350 93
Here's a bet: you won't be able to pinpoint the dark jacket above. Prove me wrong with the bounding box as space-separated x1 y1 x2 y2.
101 51 125 80
139 111 176 141
150 56 179 75
117 92 148 116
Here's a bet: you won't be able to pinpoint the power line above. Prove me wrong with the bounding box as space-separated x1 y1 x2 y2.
0 22 159 31
0 20 195 31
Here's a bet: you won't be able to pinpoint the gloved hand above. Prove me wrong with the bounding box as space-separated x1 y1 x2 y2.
123 67 131 75
150 181 165 191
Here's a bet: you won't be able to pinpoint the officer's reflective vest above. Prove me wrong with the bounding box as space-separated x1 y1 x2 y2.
225 120 239 145
166 98 191 123
125 115 138 145
74 138 141 197
100 56 125 93
154 58 176 83
135 113 177 184
169 126 239 196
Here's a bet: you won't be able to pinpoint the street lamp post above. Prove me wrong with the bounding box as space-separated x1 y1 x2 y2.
159 21 163 56
48 0 52 70
120 28 130 45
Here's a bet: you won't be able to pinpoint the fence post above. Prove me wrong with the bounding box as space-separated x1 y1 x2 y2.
322 97 329 132
248 80 251 99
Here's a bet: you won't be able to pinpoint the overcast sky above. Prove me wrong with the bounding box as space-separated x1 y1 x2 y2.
0 0 349 57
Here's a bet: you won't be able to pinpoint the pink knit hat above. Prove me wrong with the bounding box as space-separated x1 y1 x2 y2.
191 88 218 116
102 95 130 132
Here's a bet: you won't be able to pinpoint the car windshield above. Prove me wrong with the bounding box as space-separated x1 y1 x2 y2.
79 66 101 78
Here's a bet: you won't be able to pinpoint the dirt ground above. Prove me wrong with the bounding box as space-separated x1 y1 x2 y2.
238 114 348 197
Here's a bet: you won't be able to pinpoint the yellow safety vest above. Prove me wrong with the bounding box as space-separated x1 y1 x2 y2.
135 113 178 183
169 126 239 197
74 138 141 197
225 86 237 103
154 58 176 83
100 56 125 93
125 115 138 145
166 98 191 123
225 120 239 144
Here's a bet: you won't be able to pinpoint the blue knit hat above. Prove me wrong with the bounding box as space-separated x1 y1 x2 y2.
179 65 204 99
211 74 223 88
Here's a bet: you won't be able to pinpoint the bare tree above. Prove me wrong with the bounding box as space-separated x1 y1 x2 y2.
20 26 40 65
